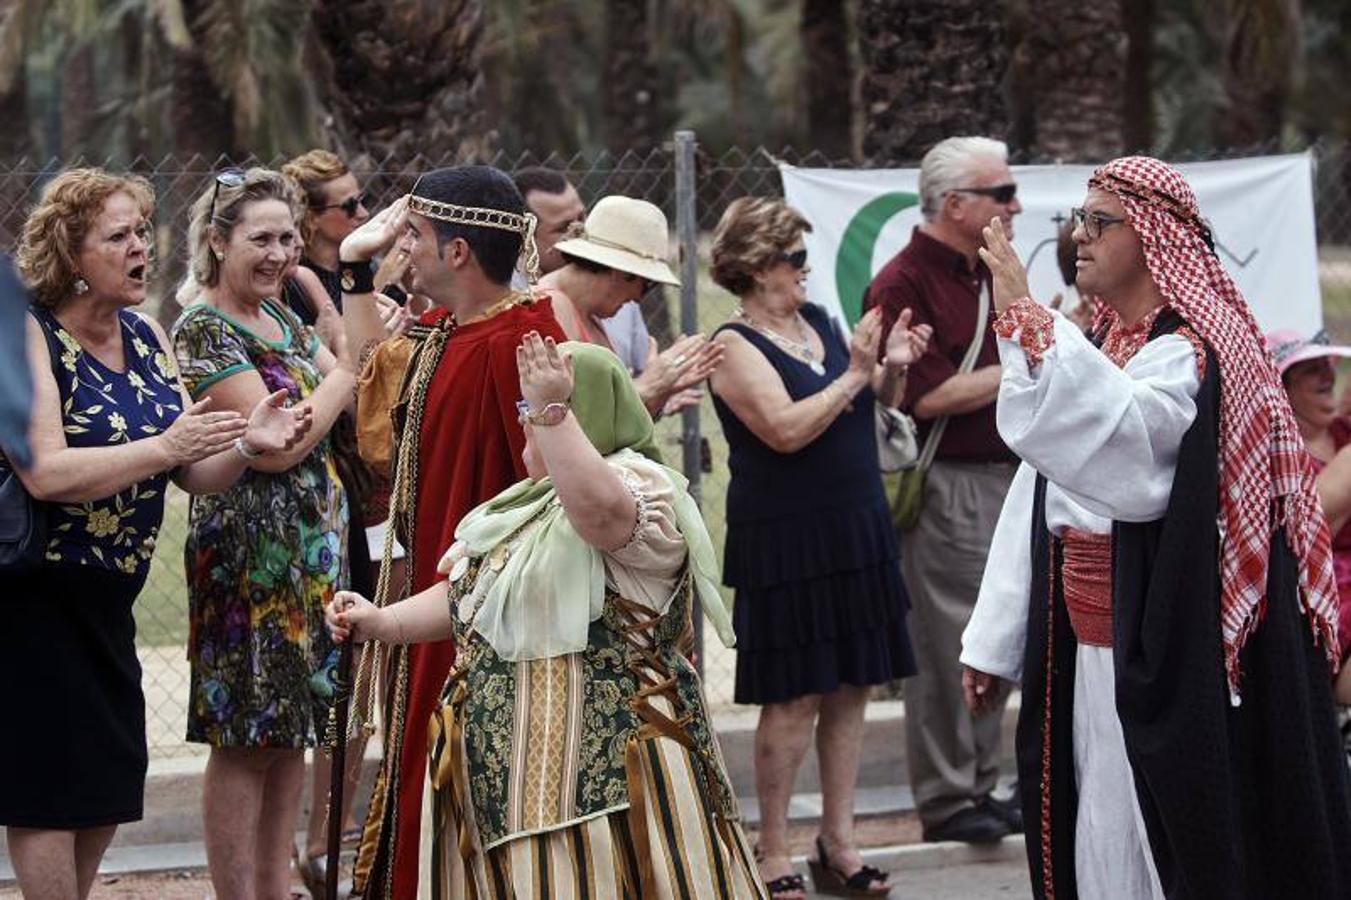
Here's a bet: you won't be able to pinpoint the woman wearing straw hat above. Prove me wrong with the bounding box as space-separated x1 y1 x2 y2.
540 195 724 416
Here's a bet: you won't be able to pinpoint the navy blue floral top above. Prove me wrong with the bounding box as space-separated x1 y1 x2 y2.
33 307 183 581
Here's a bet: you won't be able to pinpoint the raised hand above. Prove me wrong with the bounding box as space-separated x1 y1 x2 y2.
883 307 933 368
339 195 410 265
516 331 574 411
241 389 312 455
643 334 724 396
375 293 412 338
978 216 1031 314
327 590 380 643
160 397 248 465
848 307 884 374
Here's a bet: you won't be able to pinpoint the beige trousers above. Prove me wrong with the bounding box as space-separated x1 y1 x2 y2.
899 460 1016 827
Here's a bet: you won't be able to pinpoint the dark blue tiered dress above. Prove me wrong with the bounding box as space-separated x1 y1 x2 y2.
711 302 916 704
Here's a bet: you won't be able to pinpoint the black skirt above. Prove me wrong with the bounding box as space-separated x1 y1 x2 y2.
0 563 147 828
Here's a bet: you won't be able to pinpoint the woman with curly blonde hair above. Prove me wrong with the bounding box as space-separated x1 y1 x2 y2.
0 167 308 899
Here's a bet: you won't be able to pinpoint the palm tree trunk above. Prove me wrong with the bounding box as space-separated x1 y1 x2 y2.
859 0 1010 162
801 0 853 160
1014 0 1126 162
1214 0 1300 149
1123 0 1155 153
602 0 662 153
311 0 489 165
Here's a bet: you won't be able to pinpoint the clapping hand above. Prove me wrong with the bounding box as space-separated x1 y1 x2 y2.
340 195 409 265
847 307 885 374
978 216 1031 314
517 331 573 410
242 389 312 455
376 293 412 338
160 397 248 465
883 308 932 368
648 334 724 395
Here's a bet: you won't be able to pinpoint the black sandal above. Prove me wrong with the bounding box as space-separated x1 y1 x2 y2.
807 835 891 896
754 844 808 899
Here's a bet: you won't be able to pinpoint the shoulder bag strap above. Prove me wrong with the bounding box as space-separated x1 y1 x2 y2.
913 281 991 472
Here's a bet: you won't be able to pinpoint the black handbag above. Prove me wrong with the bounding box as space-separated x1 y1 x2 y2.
0 460 46 571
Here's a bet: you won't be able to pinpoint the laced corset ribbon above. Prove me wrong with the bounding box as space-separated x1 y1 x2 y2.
1087 156 1338 694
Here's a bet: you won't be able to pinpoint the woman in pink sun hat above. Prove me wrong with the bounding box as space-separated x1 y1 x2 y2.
1267 326 1351 699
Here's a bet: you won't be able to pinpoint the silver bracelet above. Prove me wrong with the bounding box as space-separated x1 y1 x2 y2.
234 436 262 460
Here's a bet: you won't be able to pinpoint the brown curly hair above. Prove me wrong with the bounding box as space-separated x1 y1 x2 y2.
282 149 349 247
709 198 812 296
15 168 155 309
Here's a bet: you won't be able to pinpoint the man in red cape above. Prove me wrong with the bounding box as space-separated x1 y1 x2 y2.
340 166 565 899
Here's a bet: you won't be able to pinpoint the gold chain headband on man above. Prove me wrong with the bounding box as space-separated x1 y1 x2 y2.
407 191 541 282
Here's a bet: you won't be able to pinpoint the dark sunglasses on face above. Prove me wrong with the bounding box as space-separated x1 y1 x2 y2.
779 248 808 270
952 183 1018 204
314 193 367 218
208 168 246 225
1070 206 1128 240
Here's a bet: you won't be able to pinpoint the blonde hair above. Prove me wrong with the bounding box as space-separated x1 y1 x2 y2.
709 198 812 296
186 168 301 288
282 149 349 247
16 168 155 308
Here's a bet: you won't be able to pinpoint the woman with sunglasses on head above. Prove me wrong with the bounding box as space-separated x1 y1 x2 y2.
708 198 930 899
171 168 357 900
2 168 309 900
538 195 724 417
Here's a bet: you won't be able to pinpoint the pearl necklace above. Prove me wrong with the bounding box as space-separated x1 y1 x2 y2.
734 306 825 375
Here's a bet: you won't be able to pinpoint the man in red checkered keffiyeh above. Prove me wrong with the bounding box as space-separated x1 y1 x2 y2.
1087 156 1339 692
968 154 1351 900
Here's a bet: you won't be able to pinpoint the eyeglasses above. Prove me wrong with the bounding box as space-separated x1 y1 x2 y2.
779 248 808 270
951 184 1018 204
313 192 367 218
208 168 245 225
1071 206 1128 240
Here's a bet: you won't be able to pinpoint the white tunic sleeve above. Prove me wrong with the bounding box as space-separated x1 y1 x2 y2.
995 312 1201 522
961 461 1038 681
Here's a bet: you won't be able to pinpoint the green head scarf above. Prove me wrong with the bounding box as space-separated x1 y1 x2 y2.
452 341 734 662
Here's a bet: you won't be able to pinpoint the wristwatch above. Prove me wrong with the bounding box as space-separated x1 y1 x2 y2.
525 401 570 427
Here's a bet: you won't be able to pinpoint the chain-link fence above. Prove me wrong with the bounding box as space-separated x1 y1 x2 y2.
4 138 1349 758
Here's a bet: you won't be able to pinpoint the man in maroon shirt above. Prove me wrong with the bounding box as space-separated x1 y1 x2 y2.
863 136 1022 844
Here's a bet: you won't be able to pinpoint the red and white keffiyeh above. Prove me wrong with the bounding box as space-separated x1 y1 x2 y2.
1088 156 1338 694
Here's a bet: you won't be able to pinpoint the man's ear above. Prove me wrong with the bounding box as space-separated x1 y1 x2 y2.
443 236 471 269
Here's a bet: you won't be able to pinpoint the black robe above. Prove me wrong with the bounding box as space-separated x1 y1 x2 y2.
1017 311 1351 899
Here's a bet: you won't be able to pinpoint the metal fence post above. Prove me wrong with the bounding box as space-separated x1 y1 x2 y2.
674 130 704 669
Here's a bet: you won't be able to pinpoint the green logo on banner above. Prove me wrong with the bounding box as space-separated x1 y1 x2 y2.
835 191 920 325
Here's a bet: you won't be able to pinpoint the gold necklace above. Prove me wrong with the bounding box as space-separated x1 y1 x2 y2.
734 306 824 375
454 290 529 328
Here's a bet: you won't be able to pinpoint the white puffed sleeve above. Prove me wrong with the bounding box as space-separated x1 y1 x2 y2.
995 311 1201 522
961 462 1038 681
603 455 689 614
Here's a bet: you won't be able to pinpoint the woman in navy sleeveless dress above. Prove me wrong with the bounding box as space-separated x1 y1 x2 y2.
709 198 927 898
1 170 306 895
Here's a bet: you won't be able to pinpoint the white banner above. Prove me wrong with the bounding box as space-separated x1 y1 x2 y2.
780 153 1321 334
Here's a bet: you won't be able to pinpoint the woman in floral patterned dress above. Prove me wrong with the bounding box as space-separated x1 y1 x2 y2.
171 168 356 900
328 337 767 899
2 169 308 899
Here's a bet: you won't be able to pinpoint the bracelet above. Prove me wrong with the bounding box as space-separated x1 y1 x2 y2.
339 260 376 294
234 436 262 460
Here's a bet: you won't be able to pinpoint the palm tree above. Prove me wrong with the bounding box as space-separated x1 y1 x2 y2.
602 0 663 153
858 0 1010 163
1213 0 1300 149
310 0 490 166
801 0 853 160
1008 0 1126 162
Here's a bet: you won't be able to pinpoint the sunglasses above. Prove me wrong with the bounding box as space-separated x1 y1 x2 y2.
314 192 367 218
952 183 1018 204
779 248 808 270
208 168 246 225
623 273 656 294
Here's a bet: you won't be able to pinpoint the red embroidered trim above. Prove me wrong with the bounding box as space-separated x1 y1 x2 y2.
1041 539 1058 899
994 297 1055 368
1174 324 1209 382
1099 306 1163 369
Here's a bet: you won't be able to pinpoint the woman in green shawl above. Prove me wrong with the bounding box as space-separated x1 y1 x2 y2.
328 334 765 899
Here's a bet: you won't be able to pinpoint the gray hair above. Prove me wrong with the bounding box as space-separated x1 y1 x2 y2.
918 136 1009 221
186 167 301 287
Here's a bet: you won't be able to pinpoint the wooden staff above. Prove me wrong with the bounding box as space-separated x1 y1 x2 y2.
325 640 355 900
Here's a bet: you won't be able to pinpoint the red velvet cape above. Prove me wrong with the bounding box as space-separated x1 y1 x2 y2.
386 298 563 899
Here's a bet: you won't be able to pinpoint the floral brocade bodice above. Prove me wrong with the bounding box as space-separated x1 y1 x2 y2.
435 529 739 851
30 307 183 581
